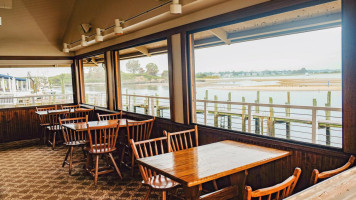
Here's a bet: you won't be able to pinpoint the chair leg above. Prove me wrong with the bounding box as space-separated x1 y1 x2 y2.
162 191 167 200
69 146 74 175
131 153 135 176
144 187 151 200
213 180 219 190
52 132 56 150
108 153 122 179
94 155 99 185
62 147 70 167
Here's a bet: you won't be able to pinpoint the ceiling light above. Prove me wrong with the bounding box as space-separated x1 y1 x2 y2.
170 0 182 14
62 43 70 53
81 35 88 47
95 28 104 42
114 19 123 35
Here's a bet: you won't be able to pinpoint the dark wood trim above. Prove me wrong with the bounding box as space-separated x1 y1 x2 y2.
0 56 74 60
78 59 85 103
187 33 196 123
167 36 175 122
342 0 356 154
70 60 79 104
180 32 190 125
112 51 121 111
104 52 111 109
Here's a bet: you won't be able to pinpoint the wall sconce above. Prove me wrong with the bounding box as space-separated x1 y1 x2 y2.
62 43 70 53
114 19 124 35
81 35 88 46
170 0 182 14
95 28 104 42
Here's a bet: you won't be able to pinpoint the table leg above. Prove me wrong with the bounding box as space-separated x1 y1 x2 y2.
230 170 248 200
183 185 201 200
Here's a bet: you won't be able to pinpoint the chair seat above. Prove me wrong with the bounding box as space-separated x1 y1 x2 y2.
65 140 87 146
85 144 116 154
46 126 61 131
142 175 180 190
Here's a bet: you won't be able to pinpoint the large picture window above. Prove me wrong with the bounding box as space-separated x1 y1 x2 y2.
119 40 170 118
191 2 342 147
83 54 107 107
0 66 74 108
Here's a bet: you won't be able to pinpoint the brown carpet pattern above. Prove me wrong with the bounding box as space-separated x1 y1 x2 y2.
0 139 179 200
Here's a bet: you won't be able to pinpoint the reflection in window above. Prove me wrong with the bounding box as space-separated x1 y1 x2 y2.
83 54 107 107
119 40 170 118
192 2 342 147
0 66 74 108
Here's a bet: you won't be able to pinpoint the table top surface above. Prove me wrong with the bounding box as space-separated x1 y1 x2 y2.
136 140 290 187
63 118 135 131
286 166 356 200
35 108 91 115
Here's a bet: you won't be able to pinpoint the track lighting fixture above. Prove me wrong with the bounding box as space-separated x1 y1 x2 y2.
114 19 124 35
62 43 70 53
95 28 104 42
170 0 182 14
81 35 88 46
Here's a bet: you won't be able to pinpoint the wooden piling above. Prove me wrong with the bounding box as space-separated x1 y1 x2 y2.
242 97 246 132
227 92 232 130
214 95 218 127
325 91 331 145
269 97 275 137
286 91 291 139
255 91 260 134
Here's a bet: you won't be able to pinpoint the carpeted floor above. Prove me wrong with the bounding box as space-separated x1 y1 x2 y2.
0 139 177 200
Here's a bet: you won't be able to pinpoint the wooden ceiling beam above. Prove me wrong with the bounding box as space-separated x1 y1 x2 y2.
134 46 152 57
209 27 231 45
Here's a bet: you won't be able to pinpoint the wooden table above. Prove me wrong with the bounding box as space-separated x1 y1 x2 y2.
63 118 136 131
136 140 290 200
286 166 356 200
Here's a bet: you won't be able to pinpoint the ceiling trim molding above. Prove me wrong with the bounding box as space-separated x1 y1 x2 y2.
0 56 74 60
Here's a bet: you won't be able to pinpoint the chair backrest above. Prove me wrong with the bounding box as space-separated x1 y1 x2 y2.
126 117 155 143
59 116 88 144
36 106 57 112
244 168 301 200
97 111 123 121
130 137 168 181
61 104 80 110
164 125 198 152
86 122 120 154
45 110 69 130
310 155 355 186
71 108 94 119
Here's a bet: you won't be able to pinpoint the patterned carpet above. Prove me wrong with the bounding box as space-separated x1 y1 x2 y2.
0 139 177 200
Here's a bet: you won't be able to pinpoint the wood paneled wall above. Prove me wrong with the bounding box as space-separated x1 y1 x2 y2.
0 107 40 143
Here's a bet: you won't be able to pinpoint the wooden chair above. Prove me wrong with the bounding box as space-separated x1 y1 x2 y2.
46 110 69 150
310 155 355 186
244 168 301 200
164 125 219 191
71 108 94 119
61 104 80 110
130 137 180 200
59 116 88 175
36 106 57 144
97 111 123 121
123 117 155 175
85 122 123 185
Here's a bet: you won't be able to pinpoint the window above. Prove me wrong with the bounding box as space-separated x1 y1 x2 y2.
83 54 107 107
0 66 74 108
191 2 342 147
119 40 170 118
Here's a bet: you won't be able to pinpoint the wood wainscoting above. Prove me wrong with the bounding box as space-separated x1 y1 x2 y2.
0 106 40 143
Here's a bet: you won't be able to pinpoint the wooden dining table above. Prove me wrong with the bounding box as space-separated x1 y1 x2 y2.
63 118 136 131
136 140 290 200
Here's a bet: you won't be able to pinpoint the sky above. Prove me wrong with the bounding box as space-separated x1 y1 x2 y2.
0 27 341 77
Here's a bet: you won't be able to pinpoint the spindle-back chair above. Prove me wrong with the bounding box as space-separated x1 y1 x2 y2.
46 110 69 150
130 137 180 200
310 155 355 186
97 111 123 121
70 108 94 119
244 168 301 200
164 125 219 191
61 104 80 110
59 116 88 175
36 106 57 144
85 123 122 185
124 117 155 175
